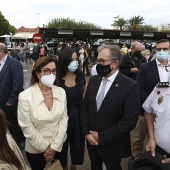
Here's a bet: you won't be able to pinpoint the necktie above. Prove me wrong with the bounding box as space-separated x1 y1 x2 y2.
96 78 108 111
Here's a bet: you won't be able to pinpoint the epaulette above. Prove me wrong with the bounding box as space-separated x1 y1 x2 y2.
156 82 169 88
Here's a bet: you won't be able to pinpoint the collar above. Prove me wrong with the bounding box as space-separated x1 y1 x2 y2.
103 70 119 83
32 83 62 106
0 55 7 63
156 58 170 66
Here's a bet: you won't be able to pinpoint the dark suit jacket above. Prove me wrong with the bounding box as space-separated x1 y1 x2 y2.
81 72 140 158
136 59 160 115
120 53 147 80
0 56 24 111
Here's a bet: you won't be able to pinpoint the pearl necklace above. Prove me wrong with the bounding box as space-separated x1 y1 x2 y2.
42 90 52 95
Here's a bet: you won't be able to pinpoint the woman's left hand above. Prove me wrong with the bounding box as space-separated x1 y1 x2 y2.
43 146 56 161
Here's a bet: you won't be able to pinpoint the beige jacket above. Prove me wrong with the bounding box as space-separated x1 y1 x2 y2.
18 83 68 154
0 134 30 170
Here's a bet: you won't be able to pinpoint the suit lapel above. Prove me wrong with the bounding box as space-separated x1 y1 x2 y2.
0 56 10 81
96 72 122 115
151 60 160 82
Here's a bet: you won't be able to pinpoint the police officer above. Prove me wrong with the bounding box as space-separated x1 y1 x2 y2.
143 81 170 166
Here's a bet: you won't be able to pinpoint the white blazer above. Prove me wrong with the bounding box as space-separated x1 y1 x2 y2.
18 83 68 154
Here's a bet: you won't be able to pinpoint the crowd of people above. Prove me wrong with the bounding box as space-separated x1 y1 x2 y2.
0 39 170 170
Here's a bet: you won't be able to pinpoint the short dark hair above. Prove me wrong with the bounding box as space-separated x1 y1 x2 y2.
156 39 170 47
30 56 59 85
59 46 80 77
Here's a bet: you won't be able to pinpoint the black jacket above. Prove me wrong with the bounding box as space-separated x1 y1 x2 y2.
120 52 147 80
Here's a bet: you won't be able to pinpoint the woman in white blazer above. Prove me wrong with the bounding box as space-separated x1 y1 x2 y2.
18 56 68 170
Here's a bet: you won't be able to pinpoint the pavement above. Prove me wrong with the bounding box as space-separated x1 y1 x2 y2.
22 61 140 170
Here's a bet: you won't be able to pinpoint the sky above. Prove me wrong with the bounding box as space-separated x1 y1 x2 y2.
1 0 170 29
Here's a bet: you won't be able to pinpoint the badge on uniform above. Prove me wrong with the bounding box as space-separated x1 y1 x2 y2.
156 82 169 88
157 95 164 105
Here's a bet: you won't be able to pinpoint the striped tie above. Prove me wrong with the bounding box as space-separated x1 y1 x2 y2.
96 79 108 111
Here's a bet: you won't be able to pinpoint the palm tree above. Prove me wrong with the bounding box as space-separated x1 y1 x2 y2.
111 18 127 30
128 16 144 31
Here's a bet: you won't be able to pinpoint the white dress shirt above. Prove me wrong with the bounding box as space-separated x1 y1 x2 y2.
156 58 170 82
0 55 7 71
96 70 119 100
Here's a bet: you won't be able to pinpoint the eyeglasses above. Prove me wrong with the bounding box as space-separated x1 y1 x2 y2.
96 59 115 65
41 69 57 75
156 48 169 51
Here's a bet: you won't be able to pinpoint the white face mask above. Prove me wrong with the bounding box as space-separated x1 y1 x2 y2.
40 74 56 87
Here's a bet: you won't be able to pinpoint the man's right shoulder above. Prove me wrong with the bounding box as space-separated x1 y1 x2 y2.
140 59 156 70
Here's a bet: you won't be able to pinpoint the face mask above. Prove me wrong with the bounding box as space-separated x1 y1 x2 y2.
145 55 150 60
156 50 169 61
68 61 78 72
96 63 112 77
40 74 56 87
133 51 141 58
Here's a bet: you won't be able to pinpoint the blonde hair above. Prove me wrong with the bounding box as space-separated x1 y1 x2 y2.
141 49 150 56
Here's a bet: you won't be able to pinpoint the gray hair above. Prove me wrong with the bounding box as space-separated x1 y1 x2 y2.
131 41 142 50
97 45 122 63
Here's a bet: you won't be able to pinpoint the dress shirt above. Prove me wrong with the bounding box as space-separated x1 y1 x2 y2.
0 55 7 71
143 86 170 154
156 58 170 82
96 70 119 100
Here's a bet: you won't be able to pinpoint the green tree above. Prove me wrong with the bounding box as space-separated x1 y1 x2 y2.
0 11 10 35
128 15 144 31
140 25 158 32
111 18 127 30
0 12 16 35
47 17 101 29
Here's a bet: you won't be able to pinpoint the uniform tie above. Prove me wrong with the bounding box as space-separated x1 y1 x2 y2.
96 78 108 111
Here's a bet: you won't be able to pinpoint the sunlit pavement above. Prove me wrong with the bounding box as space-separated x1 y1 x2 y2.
22 61 135 170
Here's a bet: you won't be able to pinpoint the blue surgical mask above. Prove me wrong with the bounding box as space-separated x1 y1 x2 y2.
156 50 169 61
68 61 78 72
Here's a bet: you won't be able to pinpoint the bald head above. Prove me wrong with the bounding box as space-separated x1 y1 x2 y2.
0 43 7 54
131 41 143 50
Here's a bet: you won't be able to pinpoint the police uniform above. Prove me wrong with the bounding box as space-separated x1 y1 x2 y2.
142 82 170 154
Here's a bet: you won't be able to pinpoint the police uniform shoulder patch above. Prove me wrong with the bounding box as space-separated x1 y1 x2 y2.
156 82 169 88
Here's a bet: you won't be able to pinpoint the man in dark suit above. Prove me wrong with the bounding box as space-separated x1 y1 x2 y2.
80 45 140 170
0 43 24 148
129 39 170 163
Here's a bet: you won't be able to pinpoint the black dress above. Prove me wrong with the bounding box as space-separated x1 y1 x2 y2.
59 72 85 166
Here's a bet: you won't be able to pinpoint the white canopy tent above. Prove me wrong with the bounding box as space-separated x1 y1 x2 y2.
0 34 12 38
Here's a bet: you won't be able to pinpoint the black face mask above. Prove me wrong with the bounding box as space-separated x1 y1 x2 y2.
96 63 112 77
133 51 141 58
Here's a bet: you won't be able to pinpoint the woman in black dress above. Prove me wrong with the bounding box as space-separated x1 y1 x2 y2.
59 47 86 170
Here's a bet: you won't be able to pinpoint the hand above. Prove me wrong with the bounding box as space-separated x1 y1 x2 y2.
162 157 170 164
85 134 98 145
6 103 11 107
145 137 156 157
130 68 139 73
43 146 56 161
90 131 99 144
